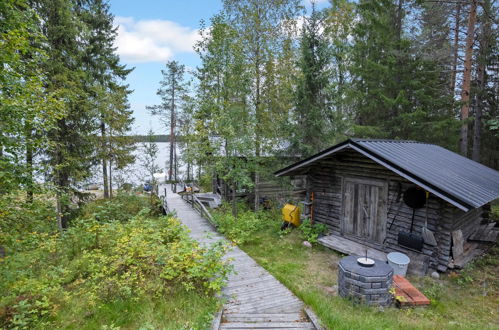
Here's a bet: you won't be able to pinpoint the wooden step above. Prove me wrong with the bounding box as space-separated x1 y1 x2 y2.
220 321 315 329
223 313 306 323
393 275 430 307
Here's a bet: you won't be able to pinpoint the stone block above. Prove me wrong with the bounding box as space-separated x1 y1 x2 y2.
351 272 361 281
360 287 388 295
364 276 390 283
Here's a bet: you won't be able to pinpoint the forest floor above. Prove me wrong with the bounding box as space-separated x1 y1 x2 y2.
220 207 499 330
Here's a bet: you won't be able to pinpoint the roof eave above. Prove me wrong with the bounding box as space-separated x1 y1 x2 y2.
348 142 473 212
274 140 351 177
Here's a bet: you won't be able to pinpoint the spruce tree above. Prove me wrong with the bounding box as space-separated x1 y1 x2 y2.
80 0 134 198
347 0 457 148
293 4 331 157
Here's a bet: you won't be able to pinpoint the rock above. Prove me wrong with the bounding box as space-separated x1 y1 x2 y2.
430 271 440 280
302 241 312 248
323 285 338 296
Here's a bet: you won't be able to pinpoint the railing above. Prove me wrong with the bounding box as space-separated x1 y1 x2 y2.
159 186 169 214
171 178 187 194
181 191 217 228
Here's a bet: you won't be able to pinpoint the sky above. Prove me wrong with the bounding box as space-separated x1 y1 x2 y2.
109 0 330 135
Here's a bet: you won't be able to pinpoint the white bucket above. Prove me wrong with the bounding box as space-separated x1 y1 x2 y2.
387 252 410 277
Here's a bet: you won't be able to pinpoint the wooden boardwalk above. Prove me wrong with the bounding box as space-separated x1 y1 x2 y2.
160 185 318 330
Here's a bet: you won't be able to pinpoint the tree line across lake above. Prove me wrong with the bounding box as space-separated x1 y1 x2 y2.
1 0 498 222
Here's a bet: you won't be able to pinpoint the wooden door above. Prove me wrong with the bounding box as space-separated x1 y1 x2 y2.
342 177 387 243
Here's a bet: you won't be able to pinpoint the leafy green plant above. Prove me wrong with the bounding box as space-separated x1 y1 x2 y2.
213 205 271 244
299 218 326 244
0 194 230 329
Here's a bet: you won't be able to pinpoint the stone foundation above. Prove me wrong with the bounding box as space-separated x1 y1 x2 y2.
338 256 394 306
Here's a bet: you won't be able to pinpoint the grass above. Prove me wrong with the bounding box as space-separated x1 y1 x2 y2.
234 212 498 330
52 289 219 330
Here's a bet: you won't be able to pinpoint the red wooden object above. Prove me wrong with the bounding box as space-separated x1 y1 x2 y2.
393 275 431 307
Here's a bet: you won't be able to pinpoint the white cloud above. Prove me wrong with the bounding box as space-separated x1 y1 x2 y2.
114 16 199 63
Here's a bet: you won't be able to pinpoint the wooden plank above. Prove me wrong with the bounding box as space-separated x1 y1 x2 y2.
220 322 314 329
228 291 295 304
224 275 275 289
453 242 484 268
228 296 300 312
469 223 497 242
304 307 325 330
220 322 314 330
223 313 305 323
211 309 223 330
393 275 430 307
224 283 285 296
319 234 387 261
263 301 305 314
452 230 464 258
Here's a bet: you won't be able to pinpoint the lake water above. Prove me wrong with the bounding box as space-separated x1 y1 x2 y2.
88 142 189 188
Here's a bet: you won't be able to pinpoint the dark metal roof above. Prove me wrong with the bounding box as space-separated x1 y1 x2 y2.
275 139 499 211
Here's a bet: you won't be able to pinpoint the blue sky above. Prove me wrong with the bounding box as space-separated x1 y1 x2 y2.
109 0 329 134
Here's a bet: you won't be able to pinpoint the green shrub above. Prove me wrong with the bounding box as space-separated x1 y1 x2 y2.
79 192 156 222
213 206 273 244
0 196 230 329
0 194 57 255
299 218 326 244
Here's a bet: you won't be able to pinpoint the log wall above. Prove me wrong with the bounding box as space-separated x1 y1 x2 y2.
305 148 483 273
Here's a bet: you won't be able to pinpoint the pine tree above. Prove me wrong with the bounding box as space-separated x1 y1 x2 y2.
147 61 186 182
459 0 478 156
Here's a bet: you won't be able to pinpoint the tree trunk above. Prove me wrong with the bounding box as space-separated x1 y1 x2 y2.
109 159 113 198
459 0 477 157
450 2 461 95
232 182 237 217
472 0 491 162
169 74 176 182
55 119 69 231
254 50 261 211
26 123 34 203
101 121 109 198
174 146 178 182
56 190 64 233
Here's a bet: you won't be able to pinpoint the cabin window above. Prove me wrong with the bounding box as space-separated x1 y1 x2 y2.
341 177 388 244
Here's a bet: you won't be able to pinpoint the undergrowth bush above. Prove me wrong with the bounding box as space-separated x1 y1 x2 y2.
213 203 275 244
0 193 230 329
79 192 159 222
299 219 326 244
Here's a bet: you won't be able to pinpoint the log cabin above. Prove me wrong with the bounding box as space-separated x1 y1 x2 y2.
275 139 499 276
